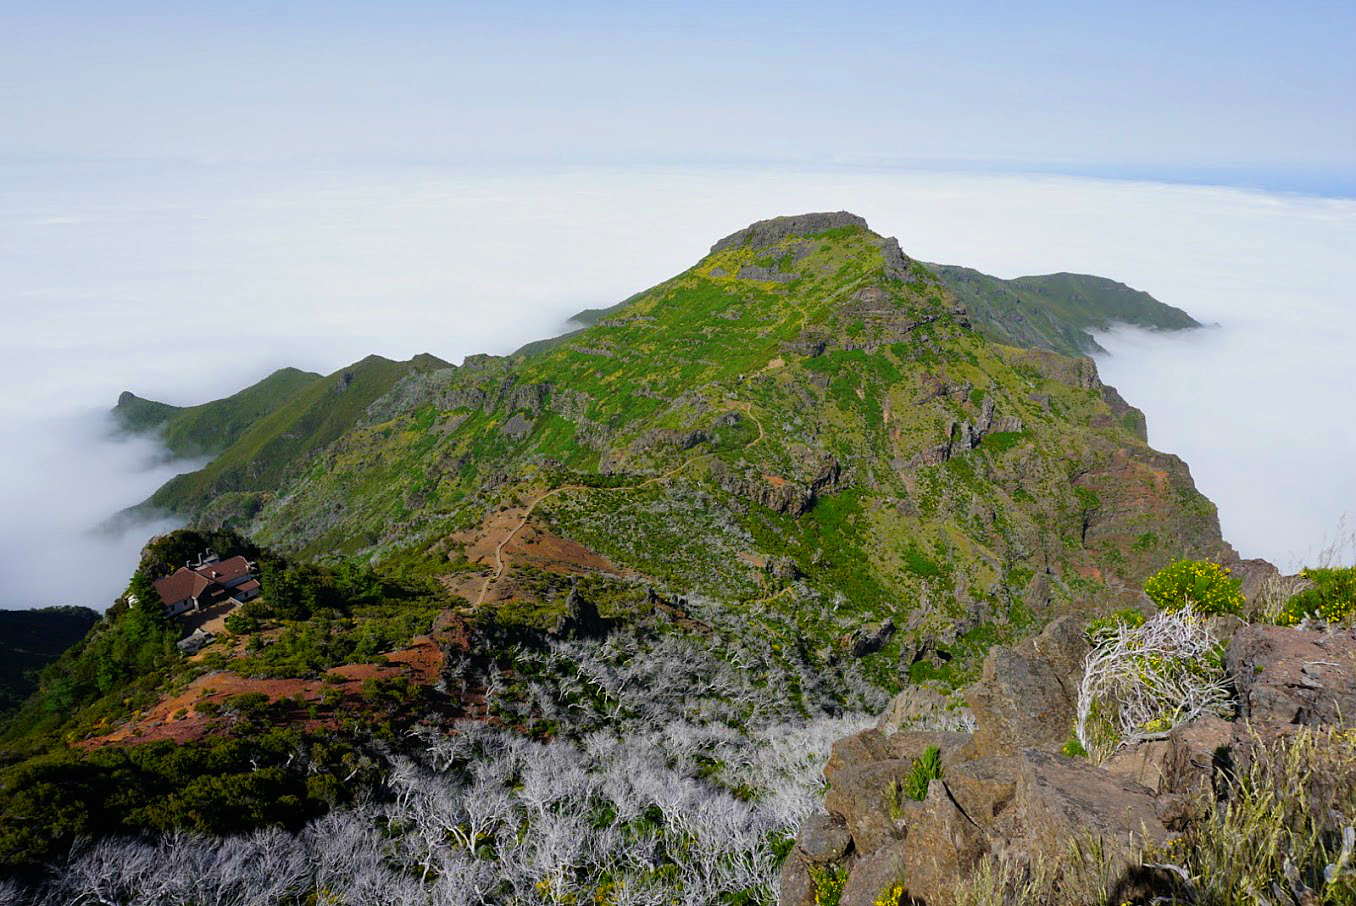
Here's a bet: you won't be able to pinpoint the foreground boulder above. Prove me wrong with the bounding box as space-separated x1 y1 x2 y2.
1227 623 1356 729
966 614 1087 756
784 618 1356 906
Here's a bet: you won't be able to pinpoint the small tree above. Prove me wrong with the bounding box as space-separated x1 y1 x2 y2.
126 569 166 622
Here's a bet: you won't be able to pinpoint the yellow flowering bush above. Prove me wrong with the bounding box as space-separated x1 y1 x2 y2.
875 883 906 906
1277 566 1356 626
811 865 846 906
1144 559 1243 616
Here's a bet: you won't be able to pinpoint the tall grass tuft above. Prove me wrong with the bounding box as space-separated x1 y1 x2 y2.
1148 725 1356 905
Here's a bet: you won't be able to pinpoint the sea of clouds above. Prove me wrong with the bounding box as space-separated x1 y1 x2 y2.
1 163 1351 609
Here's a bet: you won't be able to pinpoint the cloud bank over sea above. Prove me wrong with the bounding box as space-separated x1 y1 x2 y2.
2 163 1351 607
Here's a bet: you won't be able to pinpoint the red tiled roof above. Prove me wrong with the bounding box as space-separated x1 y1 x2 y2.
152 556 254 606
153 568 211 606
195 555 252 584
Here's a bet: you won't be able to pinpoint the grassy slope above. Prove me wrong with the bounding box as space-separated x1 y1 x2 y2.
931 264 1199 355
0 608 100 713
111 393 183 434
113 368 322 454
140 354 449 519
517 265 1199 361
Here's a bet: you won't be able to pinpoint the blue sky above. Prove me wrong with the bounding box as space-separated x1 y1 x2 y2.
4 1 1353 193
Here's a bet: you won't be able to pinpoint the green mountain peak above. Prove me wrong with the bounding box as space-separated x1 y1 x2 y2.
109 214 1230 648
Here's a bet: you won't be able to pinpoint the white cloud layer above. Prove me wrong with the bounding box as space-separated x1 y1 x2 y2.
1 163 1351 607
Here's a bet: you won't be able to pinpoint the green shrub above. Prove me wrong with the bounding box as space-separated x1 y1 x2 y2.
1061 733 1088 758
0 729 368 870
1143 558 1243 615
1085 608 1145 643
903 745 943 801
1277 566 1356 626
223 692 271 716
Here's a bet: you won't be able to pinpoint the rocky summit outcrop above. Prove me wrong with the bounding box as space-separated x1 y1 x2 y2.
709 211 869 253
782 619 1356 906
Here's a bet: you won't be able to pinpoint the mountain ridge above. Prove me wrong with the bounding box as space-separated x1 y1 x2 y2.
112 213 1239 659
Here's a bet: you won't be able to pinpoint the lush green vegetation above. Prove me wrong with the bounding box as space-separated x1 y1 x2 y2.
902 744 944 801
98 218 1232 707
0 725 372 871
123 354 448 520
1 597 178 745
5 213 1252 901
0 526 458 874
1278 566 1356 626
114 367 321 455
139 527 263 577
931 264 1199 356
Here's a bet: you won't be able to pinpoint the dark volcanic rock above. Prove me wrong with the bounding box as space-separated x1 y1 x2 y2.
1163 715 1234 796
879 237 916 282
549 585 611 639
1007 748 1170 876
839 846 907 906
784 618 1356 906
778 857 816 906
897 784 986 904
795 813 852 864
967 615 1088 756
823 759 914 854
940 755 1018 832
842 619 895 657
1227 624 1356 728
500 413 534 439
824 728 895 788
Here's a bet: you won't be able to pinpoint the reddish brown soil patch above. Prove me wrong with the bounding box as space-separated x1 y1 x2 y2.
507 523 620 575
82 615 479 750
441 506 628 607
450 505 532 568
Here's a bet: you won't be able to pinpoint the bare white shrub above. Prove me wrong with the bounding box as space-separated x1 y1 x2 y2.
15 592 891 906
1075 609 1233 763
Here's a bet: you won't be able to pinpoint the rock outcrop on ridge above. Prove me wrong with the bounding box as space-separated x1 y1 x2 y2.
782 619 1356 906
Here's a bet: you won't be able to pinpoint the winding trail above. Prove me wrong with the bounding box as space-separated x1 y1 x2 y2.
473 401 765 606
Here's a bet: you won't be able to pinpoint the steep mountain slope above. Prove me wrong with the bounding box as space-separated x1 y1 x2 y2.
0 212 1252 900
516 264 1196 360
120 353 449 521
123 211 1234 685
932 264 1199 355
